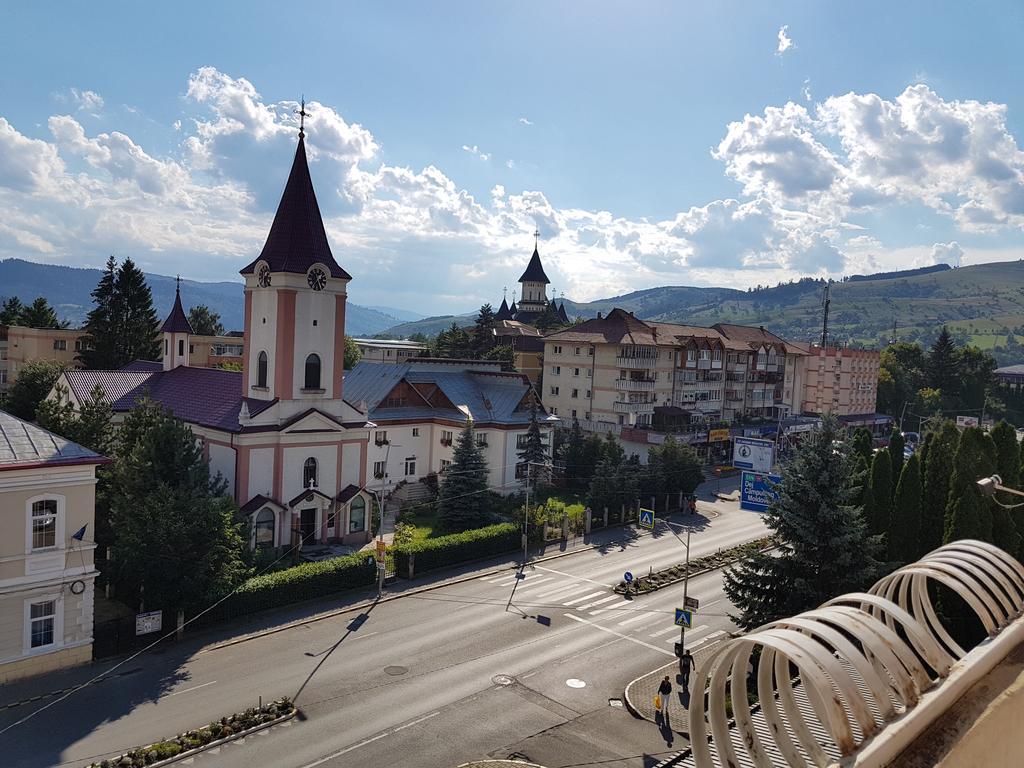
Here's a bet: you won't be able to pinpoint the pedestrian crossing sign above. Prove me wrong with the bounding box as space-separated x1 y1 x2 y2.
638 508 655 529
675 608 693 628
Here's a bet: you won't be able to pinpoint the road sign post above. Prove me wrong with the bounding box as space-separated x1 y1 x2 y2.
638 508 655 529
679 529 691 661
624 571 634 596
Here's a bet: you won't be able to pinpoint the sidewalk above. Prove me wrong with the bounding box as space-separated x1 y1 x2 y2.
624 632 728 735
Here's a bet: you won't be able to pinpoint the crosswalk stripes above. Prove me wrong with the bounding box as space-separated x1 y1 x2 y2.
665 624 707 644
576 594 620 611
649 626 678 638
562 590 607 606
533 584 591 601
616 612 659 628
506 576 556 591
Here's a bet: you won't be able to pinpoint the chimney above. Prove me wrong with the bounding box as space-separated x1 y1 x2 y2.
596 312 603 320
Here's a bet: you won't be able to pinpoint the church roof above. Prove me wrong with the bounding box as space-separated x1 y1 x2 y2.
518 247 550 284
557 301 570 324
160 285 194 334
240 136 351 280
495 297 512 321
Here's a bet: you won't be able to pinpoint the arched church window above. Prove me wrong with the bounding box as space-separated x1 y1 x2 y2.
178 339 185 357
254 508 275 549
304 353 321 390
349 496 366 533
257 351 268 388
303 457 318 488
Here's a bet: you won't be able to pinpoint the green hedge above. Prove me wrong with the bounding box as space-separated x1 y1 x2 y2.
392 522 520 577
201 553 376 623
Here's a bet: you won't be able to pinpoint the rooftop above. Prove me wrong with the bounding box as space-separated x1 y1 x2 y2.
0 410 106 470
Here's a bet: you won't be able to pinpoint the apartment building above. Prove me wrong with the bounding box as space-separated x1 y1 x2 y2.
352 337 428 364
542 310 806 429
0 324 246 391
0 410 108 683
790 343 881 416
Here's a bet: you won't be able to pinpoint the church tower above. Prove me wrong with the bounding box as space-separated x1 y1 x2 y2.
161 279 194 371
239 112 352 421
515 229 550 320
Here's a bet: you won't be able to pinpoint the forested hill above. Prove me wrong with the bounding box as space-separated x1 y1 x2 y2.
381 260 1024 364
0 259 409 336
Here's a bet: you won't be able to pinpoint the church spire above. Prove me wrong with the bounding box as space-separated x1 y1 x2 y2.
161 277 194 334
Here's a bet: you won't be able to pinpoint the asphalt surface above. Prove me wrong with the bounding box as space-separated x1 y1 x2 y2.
0 486 764 768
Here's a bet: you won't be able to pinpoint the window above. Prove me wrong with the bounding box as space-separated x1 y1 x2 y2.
584 411 590 419
441 430 454 446
412 428 420 437
550 386 559 396
53 339 67 351
573 368 580 376
304 353 321 390
326 509 336 530
254 508 275 549
440 459 452 471
29 600 57 649
475 433 488 447
551 407 558 415
189 344 195 355
588 347 594 356
551 365 561 375
257 351 268 388
552 345 562 354
574 347 581 355
164 339 169 355
375 431 388 446
699 349 710 360
373 460 387 478
303 457 318 489
586 390 591 398
383 396 407 408
571 409 577 418
404 458 416 476
586 369 592 378
31 499 58 550
571 389 578 398
74 340 82 352
349 497 366 533
178 339 185 357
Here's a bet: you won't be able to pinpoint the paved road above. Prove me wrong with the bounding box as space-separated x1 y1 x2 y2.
0 491 763 768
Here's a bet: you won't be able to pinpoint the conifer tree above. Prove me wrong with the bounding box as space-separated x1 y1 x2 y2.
0 296 24 325
944 427 995 545
3 359 67 421
889 454 922 563
646 436 703 504
990 421 1024 558
864 450 893 537
888 428 905 494
187 305 224 336
79 255 118 368
851 427 874 464
921 421 958 554
850 454 870 506
723 416 879 630
20 297 62 329
560 419 586 487
113 258 161 364
517 395 547 486
473 303 497 357
438 421 489 531
928 326 960 407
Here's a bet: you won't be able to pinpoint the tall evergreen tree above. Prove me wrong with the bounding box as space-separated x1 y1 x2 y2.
928 326 960 406
517 395 547 486
438 421 489 531
921 421 959 555
79 255 119 368
0 296 24 325
19 297 62 329
113 258 161 364
3 359 67 421
587 459 640 518
851 427 874 464
646 436 703 505
110 398 247 614
944 427 995 545
889 454 923 563
864 450 893 537
990 421 1024 559
187 305 224 336
560 419 587 487
918 431 934 479
601 430 626 465
473 303 497 357
850 453 870 506
723 416 879 630
888 428 905 494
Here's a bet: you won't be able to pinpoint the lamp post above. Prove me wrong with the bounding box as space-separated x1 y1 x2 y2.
977 475 1024 501
364 419 401 598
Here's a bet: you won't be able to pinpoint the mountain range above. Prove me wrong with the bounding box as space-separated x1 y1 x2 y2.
0 259 416 336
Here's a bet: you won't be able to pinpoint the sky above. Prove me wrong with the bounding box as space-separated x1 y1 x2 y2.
1 1 1023 314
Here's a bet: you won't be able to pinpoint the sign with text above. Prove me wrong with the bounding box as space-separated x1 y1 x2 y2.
708 428 731 443
684 595 700 610
740 471 782 512
732 436 774 473
956 415 980 428
135 610 162 636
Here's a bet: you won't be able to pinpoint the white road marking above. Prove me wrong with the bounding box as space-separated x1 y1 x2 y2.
393 711 440 731
299 731 389 766
534 564 611 587
667 625 708 643
533 584 591 601
349 631 379 642
563 613 674 656
512 577 557 593
616 612 659 627
649 626 678 638
562 591 606 606
167 680 217 697
577 594 620 611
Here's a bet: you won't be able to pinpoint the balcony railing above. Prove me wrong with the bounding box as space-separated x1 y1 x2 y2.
612 400 655 414
615 378 655 391
615 356 658 369
727 362 747 372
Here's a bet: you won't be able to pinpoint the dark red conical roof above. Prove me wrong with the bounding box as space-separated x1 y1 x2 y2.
240 137 351 279
161 286 194 334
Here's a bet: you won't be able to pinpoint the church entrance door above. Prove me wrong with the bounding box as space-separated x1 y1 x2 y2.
300 508 318 544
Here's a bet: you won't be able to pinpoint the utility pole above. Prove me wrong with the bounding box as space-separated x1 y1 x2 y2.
679 529 691 659
820 283 831 348
523 462 531 566
376 439 397 598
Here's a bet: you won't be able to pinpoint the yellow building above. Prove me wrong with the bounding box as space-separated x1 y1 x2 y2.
0 410 107 683
790 342 881 416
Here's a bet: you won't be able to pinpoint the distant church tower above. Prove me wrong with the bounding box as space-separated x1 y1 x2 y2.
515 229 550 318
161 278 194 371
238 106 352 422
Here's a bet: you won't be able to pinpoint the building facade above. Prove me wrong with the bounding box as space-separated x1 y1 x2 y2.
352 338 428 364
792 344 881 417
0 411 107 683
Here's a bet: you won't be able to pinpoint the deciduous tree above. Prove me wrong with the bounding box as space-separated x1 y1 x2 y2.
187 305 224 336
3 359 67 421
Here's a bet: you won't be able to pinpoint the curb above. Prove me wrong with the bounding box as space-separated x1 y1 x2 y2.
613 539 773 596
94 707 297 768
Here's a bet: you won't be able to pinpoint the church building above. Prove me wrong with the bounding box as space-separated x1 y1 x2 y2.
52 125 375 552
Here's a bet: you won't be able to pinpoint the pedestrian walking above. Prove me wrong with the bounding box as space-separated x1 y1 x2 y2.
654 675 672 715
680 649 695 691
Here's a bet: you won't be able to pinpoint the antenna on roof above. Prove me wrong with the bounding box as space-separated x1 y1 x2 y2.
820 282 831 348
295 96 309 139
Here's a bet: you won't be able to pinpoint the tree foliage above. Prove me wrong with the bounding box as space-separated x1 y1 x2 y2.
921 421 959 555
80 256 161 368
20 297 64 329
344 335 362 370
473 303 496 357
888 428 905 492
3 358 67 421
851 427 874 464
944 427 996 545
646 436 703 503
723 416 880 630
438 422 490 531
0 296 24 325
864 450 893 537
187 305 224 336
889 454 922 564
517 396 547 483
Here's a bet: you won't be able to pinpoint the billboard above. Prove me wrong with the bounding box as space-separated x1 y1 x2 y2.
733 436 774 473
740 471 782 512
956 415 979 428
708 428 731 443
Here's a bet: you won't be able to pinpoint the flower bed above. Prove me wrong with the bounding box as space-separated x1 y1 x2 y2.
614 537 773 594
87 697 294 767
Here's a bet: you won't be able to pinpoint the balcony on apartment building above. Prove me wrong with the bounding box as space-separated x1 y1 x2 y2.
615 376 656 391
616 355 658 369
612 399 655 414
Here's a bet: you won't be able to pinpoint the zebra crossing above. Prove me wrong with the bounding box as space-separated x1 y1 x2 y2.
474 569 719 648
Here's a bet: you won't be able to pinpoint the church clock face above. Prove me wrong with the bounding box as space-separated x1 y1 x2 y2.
257 264 272 287
307 267 327 291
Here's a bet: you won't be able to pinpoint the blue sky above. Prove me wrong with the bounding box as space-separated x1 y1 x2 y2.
1 1 1023 313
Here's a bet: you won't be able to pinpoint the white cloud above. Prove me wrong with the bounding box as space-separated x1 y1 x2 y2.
928 241 964 267
506 159 515 169
801 79 812 102
70 88 104 112
518 117 533 126
172 120 182 131
461 144 490 161
776 25 793 56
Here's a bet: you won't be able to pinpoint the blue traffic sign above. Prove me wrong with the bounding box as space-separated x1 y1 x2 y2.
638 508 655 529
624 571 634 583
675 608 693 628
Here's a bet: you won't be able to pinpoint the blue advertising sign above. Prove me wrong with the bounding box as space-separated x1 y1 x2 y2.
740 471 782 512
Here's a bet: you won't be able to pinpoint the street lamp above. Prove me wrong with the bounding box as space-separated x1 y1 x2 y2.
365 419 401 598
977 475 1024 502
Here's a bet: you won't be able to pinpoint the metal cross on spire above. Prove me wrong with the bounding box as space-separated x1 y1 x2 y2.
296 96 309 139
533 227 540 249
502 286 507 299
175 274 181 292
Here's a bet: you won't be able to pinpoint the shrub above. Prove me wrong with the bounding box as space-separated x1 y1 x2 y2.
200 553 376 623
392 522 519 576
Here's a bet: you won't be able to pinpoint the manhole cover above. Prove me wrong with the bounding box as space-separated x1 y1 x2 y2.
565 678 586 688
384 665 409 676
491 674 515 686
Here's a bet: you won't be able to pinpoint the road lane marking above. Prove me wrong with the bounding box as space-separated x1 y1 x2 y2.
534 584 591 600
512 577 557 593
300 732 390 766
562 591 606 606
563 614 673 656
393 711 440 731
649 626 677 638
534 564 611 587
577 594 621 611
348 631 379 642
616 612 659 627
666 625 708 643
167 680 217 697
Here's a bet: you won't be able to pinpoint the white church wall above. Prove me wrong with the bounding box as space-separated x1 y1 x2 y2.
341 440 362 490
247 289 278 395
208 442 236 492
283 444 338 500
292 290 336 397
249 448 275 499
